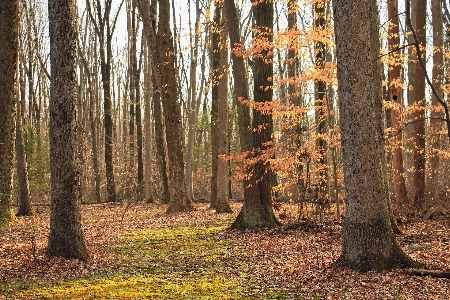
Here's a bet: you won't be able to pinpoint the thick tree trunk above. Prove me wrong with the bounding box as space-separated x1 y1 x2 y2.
158 0 194 213
388 0 409 211
413 0 426 212
16 67 33 217
47 0 88 261
332 0 418 272
216 8 232 214
231 0 279 229
0 0 19 224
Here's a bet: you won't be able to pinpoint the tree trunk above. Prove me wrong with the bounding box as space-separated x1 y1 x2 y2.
223 0 253 205
210 2 221 210
413 0 426 212
185 0 201 200
332 0 418 272
314 0 328 196
0 0 19 224
136 37 144 200
405 0 417 201
388 0 409 211
216 7 232 214
16 66 33 217
47 0 88 261
143 39 154 203
231 0 279 229
157 0 194 213
427 0 443 205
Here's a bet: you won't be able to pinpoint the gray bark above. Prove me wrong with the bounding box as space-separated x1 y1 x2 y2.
0 0 20 223
332 0 417 271
47 0 88 261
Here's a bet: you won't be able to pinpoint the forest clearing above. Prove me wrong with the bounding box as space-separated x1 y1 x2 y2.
1 202 449 299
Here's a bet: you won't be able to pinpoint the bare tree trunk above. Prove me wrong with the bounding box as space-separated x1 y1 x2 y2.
0 0 20 223
332 0 417 271
210 2 221 209
216 4 232 214
185 0 201 200
232 0 279 229
47 0 88 261
405 0 417 201
136 37 144 200
158 0 194 213
314 0 328 199
143 39 153 202
413 0 426 212
388 0 409 212
427 0 443 205
16 65 33 217
86 0 124 203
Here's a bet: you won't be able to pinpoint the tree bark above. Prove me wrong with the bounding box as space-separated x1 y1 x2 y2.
16 65 33 217
427 0 443 205
413 0 426 212
157 0 194 213
216 6 232 214
231 0 279 229
47 0 88 261
0 0 20 224
388 0 409 211
210 3 221 209
314 0 328 196
332 0 418 271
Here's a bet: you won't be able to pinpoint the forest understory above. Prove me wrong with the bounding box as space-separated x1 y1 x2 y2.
0 202 449 299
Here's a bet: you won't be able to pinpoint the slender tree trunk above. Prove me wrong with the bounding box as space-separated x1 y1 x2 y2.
0 0 20 223
427 0 443 205
136 38 144 200
47 0 88 261
144 39 154 202
405 0 417 201
216 6 232 214
413 0 426 212
332 0 417 271
16 64 33 217
232 0 279 229
185 0 201 200
158 0 194 213
388 0 409 211
314 0 328 196
210 2 221 209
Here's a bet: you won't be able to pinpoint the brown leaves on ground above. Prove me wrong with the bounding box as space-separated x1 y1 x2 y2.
0 202 449 299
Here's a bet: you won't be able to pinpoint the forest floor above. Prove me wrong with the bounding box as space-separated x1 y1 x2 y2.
0 202 449 299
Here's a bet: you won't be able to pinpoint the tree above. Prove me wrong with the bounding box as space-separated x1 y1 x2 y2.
47 0 88 261
216 4 232 214
16 64 33 217
157 0 194 213
332 0 418 271
210 2 221 209
413 0 426 211
232 0 279 229
86 0 124 203
0 0 20 224
427 0 443 204
388 0 408 210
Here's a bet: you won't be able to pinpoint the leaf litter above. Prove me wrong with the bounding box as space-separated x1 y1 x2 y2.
0 202 449 299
